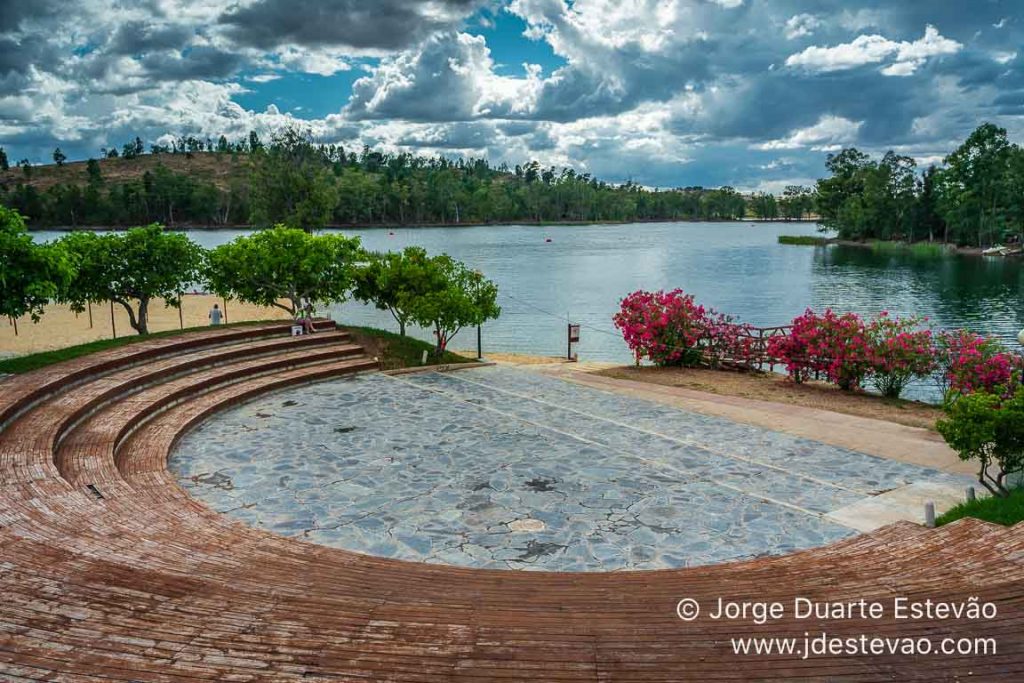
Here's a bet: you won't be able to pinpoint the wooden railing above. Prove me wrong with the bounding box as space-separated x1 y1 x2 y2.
699 325 792 372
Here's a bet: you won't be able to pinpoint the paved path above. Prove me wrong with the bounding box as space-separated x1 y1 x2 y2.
173 365 974 570
541 362 969 475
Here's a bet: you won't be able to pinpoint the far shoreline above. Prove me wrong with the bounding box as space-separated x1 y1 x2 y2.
827 237 1020 258
27 217 822 232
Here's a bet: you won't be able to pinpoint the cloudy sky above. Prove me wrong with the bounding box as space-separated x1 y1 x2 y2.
2 0 1022 190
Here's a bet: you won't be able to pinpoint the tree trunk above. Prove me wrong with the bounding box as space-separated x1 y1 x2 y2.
434 323 446 354
135 298 149 335
389 307 407 336
116 299 147 335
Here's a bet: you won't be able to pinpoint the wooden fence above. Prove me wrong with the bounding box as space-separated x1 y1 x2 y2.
700 324 792 372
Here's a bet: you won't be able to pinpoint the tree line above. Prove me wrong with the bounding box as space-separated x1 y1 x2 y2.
0 207 500 352
0 130 815 228
817 123 1024 247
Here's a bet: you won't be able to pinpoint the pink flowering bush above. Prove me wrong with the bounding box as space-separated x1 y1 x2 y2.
614 289 707 366
936 330 1023 398
703 313 758 369
615 290 1022 403
613 289 758 368
767 309 872 390
865 313 936 398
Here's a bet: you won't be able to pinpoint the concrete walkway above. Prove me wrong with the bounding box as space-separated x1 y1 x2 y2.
537 362 970 475
513 361 979 533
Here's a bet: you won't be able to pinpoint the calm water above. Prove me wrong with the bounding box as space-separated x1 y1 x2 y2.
33 222 1024 398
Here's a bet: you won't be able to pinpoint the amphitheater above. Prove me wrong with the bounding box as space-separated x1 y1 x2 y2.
0 321 1022 681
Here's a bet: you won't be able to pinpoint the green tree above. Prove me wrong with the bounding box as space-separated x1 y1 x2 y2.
936 123 1014 247
249 131 338 230
404 255 501 353
937 388 1024 498
0 147 8 171
1004 146 1024 243
352 247 445 336
815 148 870 235
913 165 946 243
86 158 103 184
52 147 66 167
779 186 815 221
60 225 203 334
750 192 778 220
205 225 362 316
0 206 74 324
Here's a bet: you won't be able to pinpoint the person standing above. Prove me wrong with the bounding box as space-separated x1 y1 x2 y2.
209 303 223 326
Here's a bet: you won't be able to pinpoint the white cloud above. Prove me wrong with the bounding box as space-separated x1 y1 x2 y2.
273 46 351 76
784 14 820 40
754 115 862 151
785 25 961 76
743 177 817 194
880 61 919 77
992 51 1017 64
786 34 895 71
345 32 542 121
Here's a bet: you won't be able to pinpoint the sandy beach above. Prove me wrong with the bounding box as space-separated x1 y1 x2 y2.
0 295 290 357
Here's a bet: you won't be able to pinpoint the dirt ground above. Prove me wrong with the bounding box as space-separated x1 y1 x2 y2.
0 295 289 356
592 366 942 431
451 350 574 365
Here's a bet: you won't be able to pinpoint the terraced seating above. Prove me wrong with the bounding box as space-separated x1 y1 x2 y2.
0 326 1022 681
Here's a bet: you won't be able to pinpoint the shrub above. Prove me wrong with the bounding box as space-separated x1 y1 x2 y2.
614 289 759 369
614 289 708 367
937 387 1024 498
865 313 936 399
767 309 872 390
935 330 1022 397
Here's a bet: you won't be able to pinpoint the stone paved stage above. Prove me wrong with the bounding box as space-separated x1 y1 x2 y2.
172 365 971 571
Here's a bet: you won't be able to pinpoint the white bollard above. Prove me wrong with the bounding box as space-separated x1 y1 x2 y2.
421 350 428 365
925 501 936 528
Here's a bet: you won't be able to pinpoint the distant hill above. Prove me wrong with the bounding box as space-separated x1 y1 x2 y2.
0 140 786 228
0 152 250 193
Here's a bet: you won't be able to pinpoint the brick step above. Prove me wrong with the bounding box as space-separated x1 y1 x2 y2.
118 355 380 486
0 331 353 486
57 344 369 492
0 322 302 428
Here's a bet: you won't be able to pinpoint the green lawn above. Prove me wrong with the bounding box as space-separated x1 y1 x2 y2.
0 322 477 375
936 487 1024 527
343 325 476 370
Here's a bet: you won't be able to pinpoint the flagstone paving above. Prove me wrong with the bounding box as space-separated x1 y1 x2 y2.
171 365 973 571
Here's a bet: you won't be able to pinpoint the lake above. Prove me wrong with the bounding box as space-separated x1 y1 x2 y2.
33 222 1024 400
